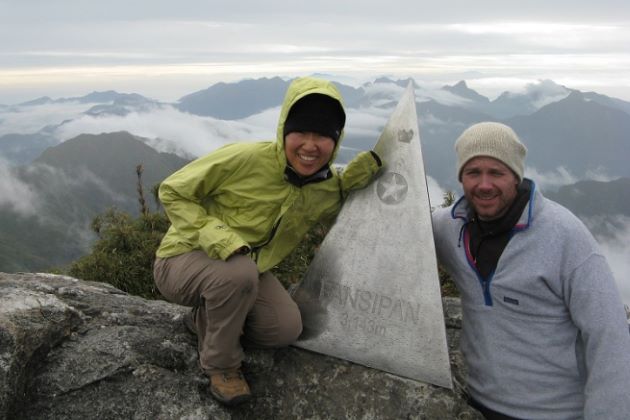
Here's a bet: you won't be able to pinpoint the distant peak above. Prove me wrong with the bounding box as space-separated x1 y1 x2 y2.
374 76 397 84
442 80 468 90
19 96 53 106
566 90 584 100
370 77 415 89
88 90 117 95
442 80 489 103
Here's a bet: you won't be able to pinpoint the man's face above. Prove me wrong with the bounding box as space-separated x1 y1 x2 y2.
461 156 519 221
284 131 335 177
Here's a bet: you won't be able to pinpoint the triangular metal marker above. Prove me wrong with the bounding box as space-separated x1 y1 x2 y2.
291 83 452 388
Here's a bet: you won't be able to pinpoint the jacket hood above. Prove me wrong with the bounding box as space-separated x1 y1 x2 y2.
276 77 346 166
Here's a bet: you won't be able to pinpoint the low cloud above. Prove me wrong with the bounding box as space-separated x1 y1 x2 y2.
6 97 394 165
25 162 128 206
362 81 477 109
523 79 571 109
427 175 450 209
586 215 630 307
362 82 406 107
0 101 94 137
525 166 578 192
0 158 39 215
345 106 389 139
419 112 450 127
417 87 477 108
55 105 277 159
583 168 616 183
526 165 618 193
51 102 389 162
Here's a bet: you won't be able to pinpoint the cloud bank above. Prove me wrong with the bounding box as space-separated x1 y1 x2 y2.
54 105 277 158
0 101 95 137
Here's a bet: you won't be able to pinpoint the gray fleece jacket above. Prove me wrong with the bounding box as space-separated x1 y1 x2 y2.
432 180 630 419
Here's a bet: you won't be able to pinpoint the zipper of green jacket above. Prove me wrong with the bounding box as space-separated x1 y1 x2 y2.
250 186 299 263
251 216 283 263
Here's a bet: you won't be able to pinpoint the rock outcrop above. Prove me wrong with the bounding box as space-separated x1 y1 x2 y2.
0 273 480 419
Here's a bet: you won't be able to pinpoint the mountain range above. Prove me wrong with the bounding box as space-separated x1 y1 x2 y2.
0 76 629 272
6 76 630 190
0 132 187 271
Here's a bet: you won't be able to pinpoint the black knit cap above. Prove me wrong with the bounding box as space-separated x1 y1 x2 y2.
283 93 345 142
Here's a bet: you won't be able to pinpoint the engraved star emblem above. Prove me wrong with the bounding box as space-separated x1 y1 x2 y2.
377 172 408 204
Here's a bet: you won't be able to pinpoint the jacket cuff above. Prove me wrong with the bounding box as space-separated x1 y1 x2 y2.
219 242 250 260
369 150 383 167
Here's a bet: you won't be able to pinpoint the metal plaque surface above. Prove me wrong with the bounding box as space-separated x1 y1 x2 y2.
291 84 452 388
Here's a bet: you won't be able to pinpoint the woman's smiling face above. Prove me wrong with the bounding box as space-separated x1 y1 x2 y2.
284 131 335 177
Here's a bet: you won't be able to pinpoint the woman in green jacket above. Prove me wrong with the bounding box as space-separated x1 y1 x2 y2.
153 77 382 405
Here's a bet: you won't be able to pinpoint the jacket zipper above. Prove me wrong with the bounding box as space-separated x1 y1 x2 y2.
463 226 493 306
251 216 283 263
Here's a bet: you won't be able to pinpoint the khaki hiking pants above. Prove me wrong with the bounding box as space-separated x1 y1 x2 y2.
153 250 302 375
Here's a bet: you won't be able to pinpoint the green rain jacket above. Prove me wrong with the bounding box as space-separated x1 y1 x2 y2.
156 77 381 273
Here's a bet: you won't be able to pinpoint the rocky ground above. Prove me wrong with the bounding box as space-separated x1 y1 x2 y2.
0 272 480 419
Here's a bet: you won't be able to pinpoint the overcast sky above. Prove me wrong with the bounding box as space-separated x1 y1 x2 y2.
2 0 630 103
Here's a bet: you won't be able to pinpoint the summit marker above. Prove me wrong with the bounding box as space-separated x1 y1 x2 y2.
291 83 452 388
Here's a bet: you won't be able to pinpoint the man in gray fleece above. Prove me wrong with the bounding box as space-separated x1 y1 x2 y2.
432 122 630 420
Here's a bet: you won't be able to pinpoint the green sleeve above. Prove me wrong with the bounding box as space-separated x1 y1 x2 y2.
339 150 382 197
158 145 250 260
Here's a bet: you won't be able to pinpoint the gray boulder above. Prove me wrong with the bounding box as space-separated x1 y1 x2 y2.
0 273 480 419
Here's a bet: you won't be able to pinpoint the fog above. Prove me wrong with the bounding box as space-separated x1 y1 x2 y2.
525 166 617 193
0 158 38 215
584 215 630 307
0 101 96 137
55 106 276 158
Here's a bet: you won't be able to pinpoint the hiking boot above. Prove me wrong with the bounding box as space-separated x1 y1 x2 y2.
209 370 252 406
183 308 197 335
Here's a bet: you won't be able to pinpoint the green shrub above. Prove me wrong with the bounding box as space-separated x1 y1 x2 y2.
69 209 169 299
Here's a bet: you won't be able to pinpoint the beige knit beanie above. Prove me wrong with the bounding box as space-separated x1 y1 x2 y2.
455 122 527 181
